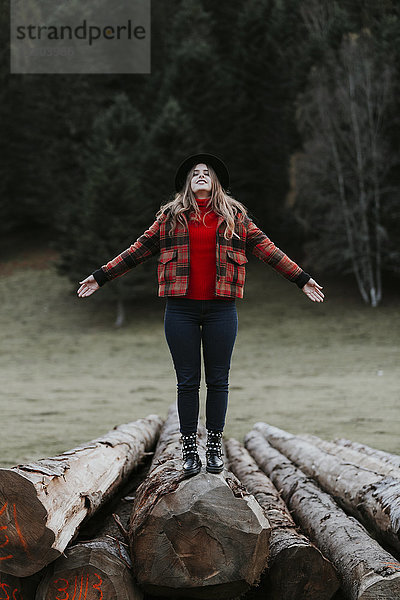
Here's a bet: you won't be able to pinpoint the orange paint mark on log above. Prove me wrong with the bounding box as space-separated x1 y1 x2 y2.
54 578 69 600
0 504 11 561
0 582 10 600
92 573 103 600
71 575 77 600
12 504 30 559
0 527 10 549
52 573 105 600
83 574 89 600
0 503 8 518
0 583 22 600
0 528 12 558
78 575 83 600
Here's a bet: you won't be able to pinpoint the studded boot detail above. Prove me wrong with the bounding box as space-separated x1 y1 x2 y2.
206 430 224 473
181 432 202 477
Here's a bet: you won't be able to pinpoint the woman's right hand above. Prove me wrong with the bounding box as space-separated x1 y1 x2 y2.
77 275 100 298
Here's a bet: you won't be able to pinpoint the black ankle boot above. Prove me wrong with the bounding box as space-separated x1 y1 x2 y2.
181 432 202 477
206 430 224 473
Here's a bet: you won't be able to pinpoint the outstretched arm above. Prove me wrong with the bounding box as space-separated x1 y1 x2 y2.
244 215 324 302
77 213 165 298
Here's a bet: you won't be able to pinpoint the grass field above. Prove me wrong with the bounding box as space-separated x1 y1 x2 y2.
0 237 399 468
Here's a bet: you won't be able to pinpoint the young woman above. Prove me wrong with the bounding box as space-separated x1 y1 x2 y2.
77 153 324 478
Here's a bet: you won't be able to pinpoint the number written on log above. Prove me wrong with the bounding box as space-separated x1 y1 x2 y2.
0 502 13 562
0 581 23 600
0 501 31 562
52 573 103 600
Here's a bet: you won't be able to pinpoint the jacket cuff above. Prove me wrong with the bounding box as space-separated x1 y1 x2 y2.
92 268 109 287
293 270 311 289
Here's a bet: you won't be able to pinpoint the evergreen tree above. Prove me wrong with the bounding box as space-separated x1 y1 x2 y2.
152 0 228 156
216 0 315 248
55 91 194 323
55 93 148 303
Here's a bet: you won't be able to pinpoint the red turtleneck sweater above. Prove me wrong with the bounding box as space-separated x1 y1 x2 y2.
186 197 219 299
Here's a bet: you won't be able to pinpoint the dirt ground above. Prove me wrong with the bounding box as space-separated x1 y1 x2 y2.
0 243 399 468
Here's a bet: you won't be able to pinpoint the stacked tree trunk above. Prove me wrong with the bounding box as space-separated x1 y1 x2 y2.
298 432 400 480
250 422 400 555
244 423 400 600
332 437 400 470
35 460 153 600
0 461 151 600
1 409 400 600
0 415 163 577
225 438 340 600
129 405 271 599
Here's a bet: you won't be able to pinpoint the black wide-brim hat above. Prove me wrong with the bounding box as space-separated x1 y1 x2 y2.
174 153 230 192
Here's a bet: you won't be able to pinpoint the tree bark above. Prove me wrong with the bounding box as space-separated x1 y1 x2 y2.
252 422 400 555
299 433 400 480
332 438 400 471
0 415 163 577
225 438 339 600
129 405 271 599
245 428 400 600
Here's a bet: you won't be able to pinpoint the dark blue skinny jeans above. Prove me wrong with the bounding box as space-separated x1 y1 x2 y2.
164 298 238 435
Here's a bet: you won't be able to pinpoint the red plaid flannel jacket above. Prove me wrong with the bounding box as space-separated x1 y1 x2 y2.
92 209 311 298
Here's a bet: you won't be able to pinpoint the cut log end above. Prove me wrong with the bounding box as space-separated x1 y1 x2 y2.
0 470 58 577
36 543 143 600
0 569 44 600
358 573 400 599
131 471 270 597
265 544 340 600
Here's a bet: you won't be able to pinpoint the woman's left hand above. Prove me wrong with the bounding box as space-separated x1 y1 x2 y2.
302 278 324 302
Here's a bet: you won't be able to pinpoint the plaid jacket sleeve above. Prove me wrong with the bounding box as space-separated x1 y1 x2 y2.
92 214 164 286
244 215 311 289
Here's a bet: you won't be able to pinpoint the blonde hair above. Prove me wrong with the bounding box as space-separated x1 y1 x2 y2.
156 163 248 239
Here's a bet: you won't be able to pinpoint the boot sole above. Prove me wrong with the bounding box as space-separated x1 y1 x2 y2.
183 462 202 477
206 465 224 474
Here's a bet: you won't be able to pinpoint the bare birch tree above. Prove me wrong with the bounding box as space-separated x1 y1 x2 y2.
294 26 398 306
